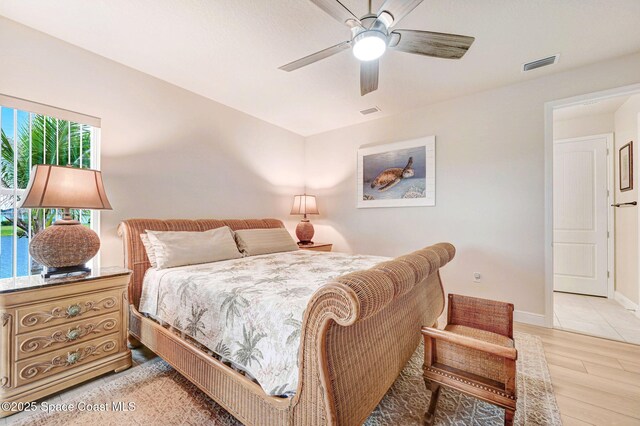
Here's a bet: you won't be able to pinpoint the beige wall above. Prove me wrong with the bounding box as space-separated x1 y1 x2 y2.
3 16 640 319
553 113 614 140
614 95 640 304
305 52 640 318
0 18 305 268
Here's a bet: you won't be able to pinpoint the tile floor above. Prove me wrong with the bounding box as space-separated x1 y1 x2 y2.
554 291 640 344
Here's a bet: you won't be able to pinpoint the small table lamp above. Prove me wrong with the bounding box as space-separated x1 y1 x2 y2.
290 194 319 245
18 165 112 278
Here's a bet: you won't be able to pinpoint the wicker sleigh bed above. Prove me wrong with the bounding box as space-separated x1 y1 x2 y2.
118 218 454 426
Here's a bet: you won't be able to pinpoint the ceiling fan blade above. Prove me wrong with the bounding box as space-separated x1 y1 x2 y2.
376 0 423 28
360 59 379 96
309 0 361 28
279 40 351 72
389 30 474 59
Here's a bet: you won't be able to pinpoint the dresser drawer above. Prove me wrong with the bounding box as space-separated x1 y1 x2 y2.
15 334 120 387
16 313 121 361
16 290 121 334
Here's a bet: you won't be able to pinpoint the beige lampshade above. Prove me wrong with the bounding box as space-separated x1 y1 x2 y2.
290 194 319 215
18 164 112 210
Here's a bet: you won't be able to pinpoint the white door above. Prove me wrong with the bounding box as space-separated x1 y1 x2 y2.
553 135 610 297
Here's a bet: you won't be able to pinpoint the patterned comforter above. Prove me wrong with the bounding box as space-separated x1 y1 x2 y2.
139 250 388 396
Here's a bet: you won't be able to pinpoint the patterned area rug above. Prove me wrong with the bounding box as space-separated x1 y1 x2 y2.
12 332 560 426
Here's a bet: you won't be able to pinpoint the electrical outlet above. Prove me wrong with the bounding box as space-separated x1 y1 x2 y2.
473 272 481 283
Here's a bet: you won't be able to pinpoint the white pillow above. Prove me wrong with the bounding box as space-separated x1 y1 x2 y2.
145 226 242 269
234 228 299 257
140 233 158 268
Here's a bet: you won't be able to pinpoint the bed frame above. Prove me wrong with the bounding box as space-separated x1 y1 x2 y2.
118 218 454 426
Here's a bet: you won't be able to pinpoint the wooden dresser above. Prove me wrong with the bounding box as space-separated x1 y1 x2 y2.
0 268 132 417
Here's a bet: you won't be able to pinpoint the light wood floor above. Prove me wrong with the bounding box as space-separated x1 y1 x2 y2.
515 322 640 426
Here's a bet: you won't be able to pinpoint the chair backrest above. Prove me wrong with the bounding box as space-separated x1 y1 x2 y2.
447 293 514 338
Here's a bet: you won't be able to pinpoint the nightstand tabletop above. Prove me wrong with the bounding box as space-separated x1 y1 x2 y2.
298 243 333 252
0 267 131 295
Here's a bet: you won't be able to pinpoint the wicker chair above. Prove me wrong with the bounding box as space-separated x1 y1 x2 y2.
421 294 517 426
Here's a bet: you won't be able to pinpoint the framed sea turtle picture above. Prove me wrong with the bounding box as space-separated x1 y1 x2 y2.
357 136 435 208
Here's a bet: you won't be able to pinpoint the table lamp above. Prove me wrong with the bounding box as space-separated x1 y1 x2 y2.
290 194 319 245
18 164 112 278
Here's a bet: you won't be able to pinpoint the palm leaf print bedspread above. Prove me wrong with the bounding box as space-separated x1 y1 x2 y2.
139 250 388 395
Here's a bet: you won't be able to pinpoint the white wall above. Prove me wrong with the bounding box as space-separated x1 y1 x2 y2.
613 95 640 304
553 113 614 140
305 52 640 317
0 17 305 267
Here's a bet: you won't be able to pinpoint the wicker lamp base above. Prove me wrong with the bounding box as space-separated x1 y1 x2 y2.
296 219 315 245
29 219 100 277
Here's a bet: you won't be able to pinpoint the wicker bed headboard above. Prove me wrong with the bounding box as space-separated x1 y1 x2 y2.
117 218 284 308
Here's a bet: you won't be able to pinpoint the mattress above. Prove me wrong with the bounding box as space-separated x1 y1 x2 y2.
139 250 387 396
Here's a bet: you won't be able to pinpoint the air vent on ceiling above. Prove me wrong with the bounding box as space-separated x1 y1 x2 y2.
522 54 559 72
360 107 381 115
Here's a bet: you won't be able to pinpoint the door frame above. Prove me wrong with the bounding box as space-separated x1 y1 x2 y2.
552 134 614 299
544 83 640 328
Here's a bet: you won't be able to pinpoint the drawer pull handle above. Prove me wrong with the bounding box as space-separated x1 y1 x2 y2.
66 352 80 365
66 328 81 341
66 304 82 318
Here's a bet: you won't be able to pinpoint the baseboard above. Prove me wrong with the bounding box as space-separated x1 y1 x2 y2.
614 291 640 318
514 310 546 327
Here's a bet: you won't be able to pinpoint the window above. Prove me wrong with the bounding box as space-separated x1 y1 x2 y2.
0 95 101 278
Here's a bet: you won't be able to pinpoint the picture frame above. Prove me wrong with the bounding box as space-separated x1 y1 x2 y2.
357 136 435 208
620 141 633 192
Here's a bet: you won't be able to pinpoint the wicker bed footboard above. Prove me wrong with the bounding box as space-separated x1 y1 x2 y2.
119 218 453 426
294 243 452 425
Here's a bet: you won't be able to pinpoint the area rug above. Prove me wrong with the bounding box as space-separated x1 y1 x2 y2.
11 332 561 426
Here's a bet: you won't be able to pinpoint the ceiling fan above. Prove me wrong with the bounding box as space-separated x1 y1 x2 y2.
279 0 475 96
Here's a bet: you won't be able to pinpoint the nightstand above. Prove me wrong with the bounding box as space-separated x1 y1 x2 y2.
0 268 132 418
298 242 333 252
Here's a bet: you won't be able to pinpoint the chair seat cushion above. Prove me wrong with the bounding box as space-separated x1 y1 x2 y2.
445 324 514 348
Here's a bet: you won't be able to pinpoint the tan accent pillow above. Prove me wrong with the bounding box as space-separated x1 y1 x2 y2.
145 226 242 269
140 233 158 268
234 228 299 257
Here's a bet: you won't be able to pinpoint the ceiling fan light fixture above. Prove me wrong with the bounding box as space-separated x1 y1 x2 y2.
278 1 475 96
352 31 387 61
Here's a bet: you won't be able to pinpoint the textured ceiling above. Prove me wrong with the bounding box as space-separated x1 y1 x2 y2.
2 0 640 136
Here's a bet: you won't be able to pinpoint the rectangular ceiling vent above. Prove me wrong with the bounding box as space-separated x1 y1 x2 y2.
522 54 559 72
360 106 380 115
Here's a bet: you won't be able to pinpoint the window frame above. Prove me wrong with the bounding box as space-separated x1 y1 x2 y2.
0 94 102 278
